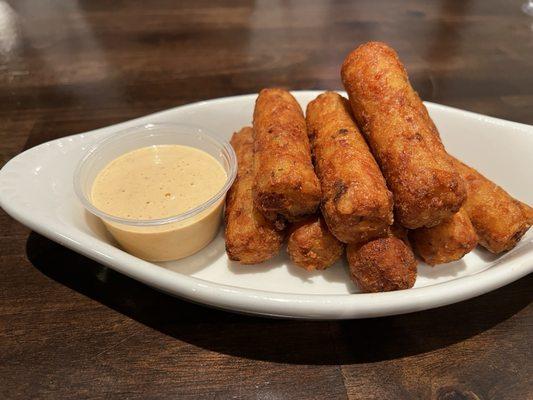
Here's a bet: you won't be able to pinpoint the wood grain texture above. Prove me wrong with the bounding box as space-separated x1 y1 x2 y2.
0 0 532 399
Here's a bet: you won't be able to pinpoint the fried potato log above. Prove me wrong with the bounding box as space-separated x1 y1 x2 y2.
225 127 284 264
341 41 466 229
452 157 532 254
306 92 393 244
253 88 321 227
287 215 344 271
410 208 478 265
347 229 417 293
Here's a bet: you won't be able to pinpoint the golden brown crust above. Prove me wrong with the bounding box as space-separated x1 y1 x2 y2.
410 207 478 265
347 236 417 293
224 127 284 264
253 88 321 226
341 41 466 229
287 215 344 271
306 92 393 243
452 157 531 254
517 201 533 226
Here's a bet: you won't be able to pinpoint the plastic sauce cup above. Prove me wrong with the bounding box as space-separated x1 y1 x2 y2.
74 123 237 261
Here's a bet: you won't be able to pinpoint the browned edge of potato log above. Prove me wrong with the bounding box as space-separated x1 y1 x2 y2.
252 88 321 228
410 207 478 265
306 91 393 244
287 214 344 271
225 127 284 264
341 41 466 229
347 225 417 293
451 156 532 254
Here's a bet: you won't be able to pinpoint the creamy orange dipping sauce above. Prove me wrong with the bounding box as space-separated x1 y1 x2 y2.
90 145 227 261
92 145 226 220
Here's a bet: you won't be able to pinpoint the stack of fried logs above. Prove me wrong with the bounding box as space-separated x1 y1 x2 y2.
224 42 533 293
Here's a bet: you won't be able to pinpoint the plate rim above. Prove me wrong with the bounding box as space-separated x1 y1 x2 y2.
1 91 532 319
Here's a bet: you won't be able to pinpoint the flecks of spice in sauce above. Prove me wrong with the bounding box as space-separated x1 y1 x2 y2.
91 145 227 220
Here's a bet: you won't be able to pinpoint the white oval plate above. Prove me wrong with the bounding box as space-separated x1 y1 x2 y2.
1 91 532 319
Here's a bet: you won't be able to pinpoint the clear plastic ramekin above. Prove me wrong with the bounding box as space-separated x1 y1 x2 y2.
73 123 237 261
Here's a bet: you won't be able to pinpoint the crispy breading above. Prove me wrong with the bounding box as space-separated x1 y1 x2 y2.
410 207 478 265
347 234 417 293
341 41 466 229
253 88 321 227
517 201 533 225
452 157 532 254
287 214 344 271
306 92 393 244
224 127 284 264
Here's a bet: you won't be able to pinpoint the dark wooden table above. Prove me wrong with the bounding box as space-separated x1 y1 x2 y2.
1 1 532 399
